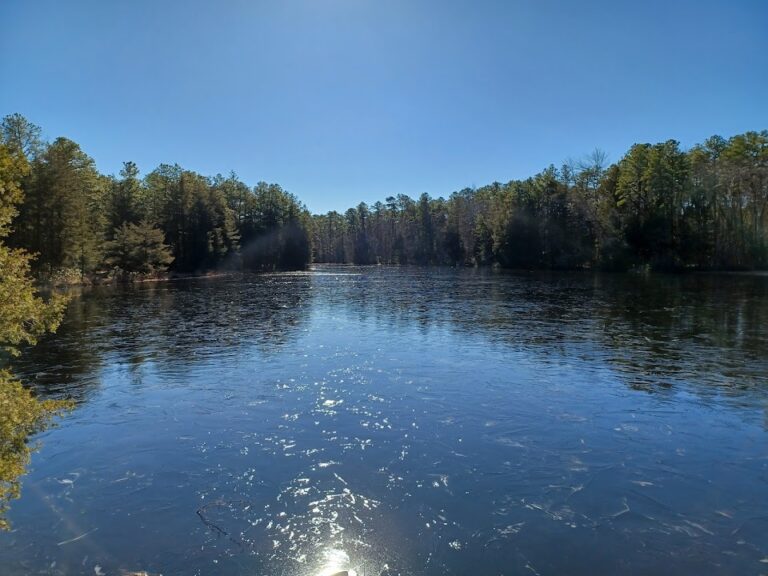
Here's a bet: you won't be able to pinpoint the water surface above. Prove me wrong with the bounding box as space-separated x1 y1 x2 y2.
2 267 768 575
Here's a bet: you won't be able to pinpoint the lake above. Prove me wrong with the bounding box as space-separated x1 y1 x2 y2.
2 266 767 575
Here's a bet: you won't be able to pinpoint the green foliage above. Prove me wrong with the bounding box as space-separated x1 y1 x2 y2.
3 113 766 273
106 161 143 234
2 114 314 277
0 245 68 356
313 131 768 271
237 181 312 271
105 220 174 275
0 143 26 236
0 141 71 530
0 143 68 355
145 167 240 272
11 135 106 277
1 113 43 159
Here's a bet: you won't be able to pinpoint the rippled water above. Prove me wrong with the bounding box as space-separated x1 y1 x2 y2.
2 266 768 575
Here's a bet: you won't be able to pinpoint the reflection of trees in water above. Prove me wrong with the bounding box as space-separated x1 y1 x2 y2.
12 273 314 401
0 377 72 531
4 268 767 538
11 290 106 403
14 268 768 404
594 273 768 395
97 275 312 371
314 267 768 397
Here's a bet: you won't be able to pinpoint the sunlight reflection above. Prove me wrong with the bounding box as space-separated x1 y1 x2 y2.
314 548 359 576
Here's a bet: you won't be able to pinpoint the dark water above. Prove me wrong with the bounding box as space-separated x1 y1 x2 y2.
2 267 768 576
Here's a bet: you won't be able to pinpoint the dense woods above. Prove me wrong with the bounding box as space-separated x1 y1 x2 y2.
1 113 767 276
1 114 313 282
314 133 768 271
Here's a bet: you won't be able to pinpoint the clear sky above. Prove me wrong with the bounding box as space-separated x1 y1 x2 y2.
1 0 766 213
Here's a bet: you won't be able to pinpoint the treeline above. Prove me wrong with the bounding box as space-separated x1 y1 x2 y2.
314 133 768 270
1 114 312 281
3 113 766 275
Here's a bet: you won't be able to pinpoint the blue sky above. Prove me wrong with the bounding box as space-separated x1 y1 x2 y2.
1 0 766 213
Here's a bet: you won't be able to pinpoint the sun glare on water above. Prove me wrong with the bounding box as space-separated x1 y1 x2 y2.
314 548 359 576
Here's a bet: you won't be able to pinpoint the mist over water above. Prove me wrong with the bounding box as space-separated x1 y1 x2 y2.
2 267 767 576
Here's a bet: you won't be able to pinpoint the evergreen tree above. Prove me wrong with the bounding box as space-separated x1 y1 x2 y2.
105 220 174 275
0 142 71 530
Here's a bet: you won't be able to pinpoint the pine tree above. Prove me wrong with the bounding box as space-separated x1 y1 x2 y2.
105 220 174 275
0 142 71 530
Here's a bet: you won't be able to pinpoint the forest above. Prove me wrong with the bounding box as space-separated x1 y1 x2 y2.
1 113 767 278
315 134 768 271
1 113 313 283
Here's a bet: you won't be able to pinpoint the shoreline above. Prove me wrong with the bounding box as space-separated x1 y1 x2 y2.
39 263 768 289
